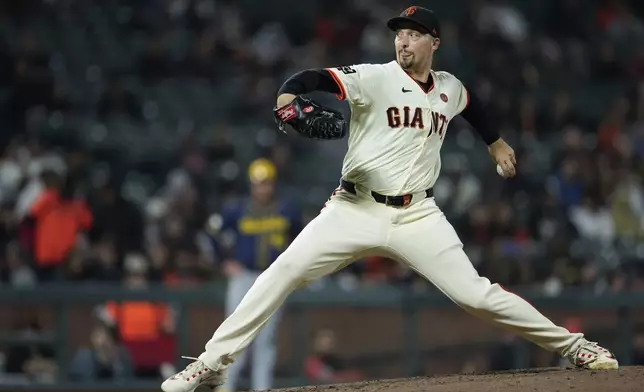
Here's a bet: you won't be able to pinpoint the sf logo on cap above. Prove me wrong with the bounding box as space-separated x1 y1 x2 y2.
404 6 417 16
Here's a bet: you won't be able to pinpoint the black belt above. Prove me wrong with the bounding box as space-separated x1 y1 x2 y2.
340 179 433 207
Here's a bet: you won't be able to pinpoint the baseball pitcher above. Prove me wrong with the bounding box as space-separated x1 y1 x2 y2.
163 6 618 392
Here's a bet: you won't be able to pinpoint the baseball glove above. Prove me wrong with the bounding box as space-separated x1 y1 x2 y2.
273 96 347 140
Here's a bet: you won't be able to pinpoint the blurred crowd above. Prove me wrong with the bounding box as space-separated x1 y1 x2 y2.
1 0 644 384
0 0 643 291
0 0 641 292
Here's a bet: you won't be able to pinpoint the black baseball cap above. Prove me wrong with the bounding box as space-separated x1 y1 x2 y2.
387 6 440 38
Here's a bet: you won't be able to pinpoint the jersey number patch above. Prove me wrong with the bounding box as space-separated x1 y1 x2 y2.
336 66 356 75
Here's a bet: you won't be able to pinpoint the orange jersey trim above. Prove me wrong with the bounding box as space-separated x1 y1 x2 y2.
326 69 348 100
463 88 470 111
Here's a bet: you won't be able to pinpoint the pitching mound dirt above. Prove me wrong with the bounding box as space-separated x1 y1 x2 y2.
277 366 643 392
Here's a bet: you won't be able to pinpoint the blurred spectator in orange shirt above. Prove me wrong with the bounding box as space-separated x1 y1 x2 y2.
99 254 177 378
27 170 92 282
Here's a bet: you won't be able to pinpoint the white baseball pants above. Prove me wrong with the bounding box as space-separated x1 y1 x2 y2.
220 270 281 390
199 186 584 371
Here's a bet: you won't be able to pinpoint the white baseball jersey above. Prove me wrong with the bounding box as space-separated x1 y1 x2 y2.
326 61 469 195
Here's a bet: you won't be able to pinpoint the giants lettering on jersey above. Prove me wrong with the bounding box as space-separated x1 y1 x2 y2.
386 107 448 138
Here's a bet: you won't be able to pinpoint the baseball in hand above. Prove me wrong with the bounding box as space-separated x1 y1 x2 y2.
496 164 504 177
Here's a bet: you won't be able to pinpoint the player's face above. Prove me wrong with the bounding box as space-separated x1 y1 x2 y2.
251 180 275 204
394 28 439 70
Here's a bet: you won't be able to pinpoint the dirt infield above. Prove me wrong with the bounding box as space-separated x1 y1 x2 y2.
278 366 643 392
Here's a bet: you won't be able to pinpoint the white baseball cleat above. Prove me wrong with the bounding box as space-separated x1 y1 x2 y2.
568 339 619 370
161 356 226 392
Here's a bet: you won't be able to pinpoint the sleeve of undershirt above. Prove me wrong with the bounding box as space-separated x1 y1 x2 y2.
458 86 500 146
277 69 341 96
